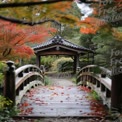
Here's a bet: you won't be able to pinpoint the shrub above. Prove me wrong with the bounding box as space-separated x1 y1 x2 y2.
0 61 6 87
89 90 101 101
44 76 51 86
52 57 73 72
0 95 18 122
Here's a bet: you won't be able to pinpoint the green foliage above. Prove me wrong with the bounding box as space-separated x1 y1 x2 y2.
0 95 19 121
61 26 81 45
52 57 73 72
58 61 73 72
41 56 57 71
92 31 122 67
79 34 94 49
44 76 51 86
0 73 4 86
79 27 122 68
89 90 101 101
0 95 13 110
0 61 6 86
25 55 36 65
92 66 101 74
71 75 77 84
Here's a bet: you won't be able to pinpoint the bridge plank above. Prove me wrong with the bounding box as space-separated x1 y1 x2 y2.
18 85 108 117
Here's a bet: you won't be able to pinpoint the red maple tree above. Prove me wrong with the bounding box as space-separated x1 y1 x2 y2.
0 20 55 60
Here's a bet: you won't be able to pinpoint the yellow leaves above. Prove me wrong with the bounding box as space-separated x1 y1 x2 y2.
0 95 13 110
49 87 55 90
57 14 79 26
52 1 72 12
112 28 122 41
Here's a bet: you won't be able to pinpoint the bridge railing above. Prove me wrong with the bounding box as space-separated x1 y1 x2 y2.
15 64 44 104
4 61 44 105
77 65 112 108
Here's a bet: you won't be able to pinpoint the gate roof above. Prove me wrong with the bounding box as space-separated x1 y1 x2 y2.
33 35 93 56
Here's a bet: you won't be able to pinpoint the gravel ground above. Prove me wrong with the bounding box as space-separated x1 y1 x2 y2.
49 77 75 86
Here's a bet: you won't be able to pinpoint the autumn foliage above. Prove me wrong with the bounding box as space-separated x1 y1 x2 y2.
79 17 106 34
0 20 55 60
112 28 122 41
79 0 122 38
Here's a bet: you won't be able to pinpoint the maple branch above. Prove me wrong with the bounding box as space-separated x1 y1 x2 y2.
0 0 73 8
2 48 12 57
77 0 98 4
0 15 61 26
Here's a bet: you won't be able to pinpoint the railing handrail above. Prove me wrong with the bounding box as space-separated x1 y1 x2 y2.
15 64 41 76
77 64 112 108
79 65 111 77
14 64 44 104
99 66 111 77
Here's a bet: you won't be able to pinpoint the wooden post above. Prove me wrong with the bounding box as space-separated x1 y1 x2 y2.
73 55 79 74
36 55 41 67
92 53 94 64
87 53 89 64
111 73 122 112
73 56 76 74
4 61 16 106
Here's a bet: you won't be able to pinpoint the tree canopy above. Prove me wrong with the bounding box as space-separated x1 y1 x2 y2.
0 0 121 67
0 19 55 60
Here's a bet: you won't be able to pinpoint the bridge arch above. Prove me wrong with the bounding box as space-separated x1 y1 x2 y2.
77 65 111 108
77 65 122 112
4 61 44 105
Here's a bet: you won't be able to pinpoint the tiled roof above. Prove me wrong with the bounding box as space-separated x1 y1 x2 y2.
33 35 92 52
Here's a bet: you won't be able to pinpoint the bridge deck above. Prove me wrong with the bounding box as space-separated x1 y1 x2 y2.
18 78 108 117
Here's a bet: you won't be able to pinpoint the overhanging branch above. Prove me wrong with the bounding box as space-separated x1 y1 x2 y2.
0 0 73 8
0 15 61 26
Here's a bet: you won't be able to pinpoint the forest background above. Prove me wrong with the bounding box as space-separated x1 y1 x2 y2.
0 0 121 70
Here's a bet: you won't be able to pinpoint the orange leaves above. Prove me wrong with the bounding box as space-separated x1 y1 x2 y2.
78 17 106 34
90 100 108 117
49 86 55 90
17 85 108 117
0 20 26 59
21 101 29 107
23 25 54 43
78 86 91 93
13 45 34 58
19 103 33 115
80 26 97 34
52 1 72 12
0 20 54 60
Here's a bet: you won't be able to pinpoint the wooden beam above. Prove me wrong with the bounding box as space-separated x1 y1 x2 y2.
34 45 87 55
36 55 41 67
37 50 77 56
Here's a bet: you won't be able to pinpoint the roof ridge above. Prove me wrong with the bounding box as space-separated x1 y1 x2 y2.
33 35 93 53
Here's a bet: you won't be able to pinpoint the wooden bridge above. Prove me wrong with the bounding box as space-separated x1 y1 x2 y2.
3 60 122 118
